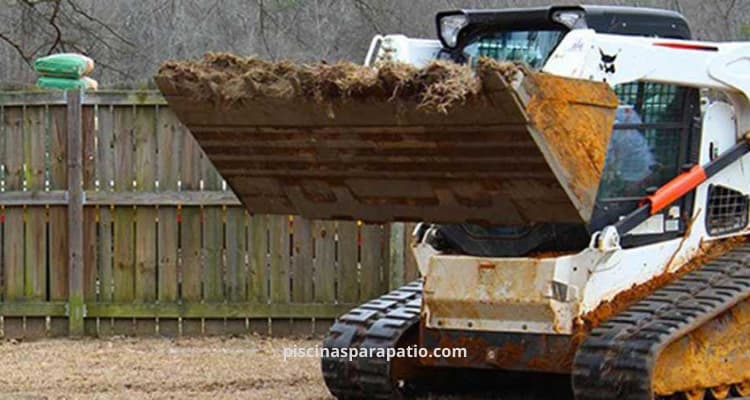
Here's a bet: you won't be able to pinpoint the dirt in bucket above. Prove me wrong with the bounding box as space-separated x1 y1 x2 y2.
156 53 520 114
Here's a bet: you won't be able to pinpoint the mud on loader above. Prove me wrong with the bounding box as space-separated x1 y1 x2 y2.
156 5 750 400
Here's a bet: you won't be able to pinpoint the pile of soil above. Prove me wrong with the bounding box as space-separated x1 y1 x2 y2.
157 53 521 114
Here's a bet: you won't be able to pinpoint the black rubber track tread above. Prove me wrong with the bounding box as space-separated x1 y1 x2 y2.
322 280 422 400
572 243 750 400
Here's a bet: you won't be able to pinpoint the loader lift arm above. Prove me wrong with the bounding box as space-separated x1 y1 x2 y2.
598 140 750 249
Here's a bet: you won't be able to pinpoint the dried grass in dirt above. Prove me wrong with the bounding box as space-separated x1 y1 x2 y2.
0 336 567 400
157 53 520 114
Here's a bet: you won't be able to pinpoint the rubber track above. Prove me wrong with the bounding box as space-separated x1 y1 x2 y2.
572 244 750 400
322 281 422 400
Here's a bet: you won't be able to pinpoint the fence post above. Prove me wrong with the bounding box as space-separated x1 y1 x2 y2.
67 90 85 336
388 223 405 290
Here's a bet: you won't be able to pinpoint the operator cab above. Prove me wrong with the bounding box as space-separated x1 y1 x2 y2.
426 5 701 257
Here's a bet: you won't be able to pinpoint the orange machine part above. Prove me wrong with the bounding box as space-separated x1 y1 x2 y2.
645 165 707 214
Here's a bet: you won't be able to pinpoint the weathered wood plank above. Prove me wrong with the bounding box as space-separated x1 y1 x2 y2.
3 210 24 300
50 207 70 302
388 223 405 290
113 106 135 302
0 190 240 206
248 214 268 302
360 224 384 301
313 220 336 303
180 132 203 335
0 302 67 316
134 106 157 303
135 212 157 302
97 105 115 191
85 302 357 319
336 221 359 303
180 207 202 300
96 105 115 302
156 107 180 302
201 150 223 302
0 91 166 106
49 105 68 189
79 106 95 302
0 190 67 205
292 217 312 303
82 209 96 301
0 91 67 106
67 90 85 336
48 105 69 301
86 190 239 205
81 106 96 189
99 210 113 302
269 215 290 303
225 208 247 302
3 107 24 300
24 106 47 300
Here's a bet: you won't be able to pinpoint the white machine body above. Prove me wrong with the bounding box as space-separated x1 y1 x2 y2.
366 30 750 335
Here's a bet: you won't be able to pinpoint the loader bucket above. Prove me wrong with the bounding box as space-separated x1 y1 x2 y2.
155 55 617 225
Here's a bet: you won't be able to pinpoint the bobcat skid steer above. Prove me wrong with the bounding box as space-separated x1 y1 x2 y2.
156 5 750 400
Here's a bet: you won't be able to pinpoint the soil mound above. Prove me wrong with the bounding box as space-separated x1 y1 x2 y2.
157 54 521 114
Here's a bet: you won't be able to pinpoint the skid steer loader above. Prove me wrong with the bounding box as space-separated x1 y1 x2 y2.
156 5 750 400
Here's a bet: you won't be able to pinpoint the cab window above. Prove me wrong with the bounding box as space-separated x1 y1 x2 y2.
596 82 688 200
462 30 564 69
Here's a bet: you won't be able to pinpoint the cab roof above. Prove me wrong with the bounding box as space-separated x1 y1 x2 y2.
436 5 691 49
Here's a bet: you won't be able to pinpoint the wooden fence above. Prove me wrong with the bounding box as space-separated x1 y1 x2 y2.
0 90 419 338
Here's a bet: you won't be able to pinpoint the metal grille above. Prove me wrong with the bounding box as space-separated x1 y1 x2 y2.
706 185 749 236
598 83 687 199
614 83 685 176
615 82 686 123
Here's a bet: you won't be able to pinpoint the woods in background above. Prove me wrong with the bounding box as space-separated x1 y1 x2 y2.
1 0 748 87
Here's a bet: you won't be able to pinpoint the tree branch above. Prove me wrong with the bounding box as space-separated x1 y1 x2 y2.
0 31 32 65
46 0 63 54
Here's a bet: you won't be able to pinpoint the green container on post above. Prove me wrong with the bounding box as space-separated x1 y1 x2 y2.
36 76 98 91
34 53 94 78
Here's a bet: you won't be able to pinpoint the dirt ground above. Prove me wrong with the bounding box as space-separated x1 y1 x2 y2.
0 336 568 400
0 336 329 400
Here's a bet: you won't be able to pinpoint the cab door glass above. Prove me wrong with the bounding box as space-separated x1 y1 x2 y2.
596 82 687 200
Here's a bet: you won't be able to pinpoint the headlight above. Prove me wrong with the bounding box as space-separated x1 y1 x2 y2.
439 14 468 48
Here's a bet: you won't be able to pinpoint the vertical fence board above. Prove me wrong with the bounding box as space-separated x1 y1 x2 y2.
292 217 312 303
3 107 24 301
0 105 4 304
360 225 384 301
24 106 46 300
201 150 223 335
201 153 223 302
67 91 85 336
180 132 202 335
156 109 180 303
226 208 247 302
269 215 290 304
113 107 135 303
249 214 268 303
336 221 359 303
49 106 69 301
80 105 96 303
134 107 157 303
96 106 115 303
313 220 335 303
